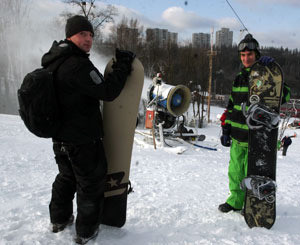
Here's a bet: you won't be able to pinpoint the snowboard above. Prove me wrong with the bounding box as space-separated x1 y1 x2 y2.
101 58 144 227
244 61 283 229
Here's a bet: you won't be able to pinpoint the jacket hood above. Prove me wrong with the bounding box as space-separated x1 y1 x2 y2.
41 39 88 67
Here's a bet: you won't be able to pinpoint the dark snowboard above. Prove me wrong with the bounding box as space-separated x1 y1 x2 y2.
244 61 283 229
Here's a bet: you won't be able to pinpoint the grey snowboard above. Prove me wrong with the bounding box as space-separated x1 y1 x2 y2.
102 58 144 227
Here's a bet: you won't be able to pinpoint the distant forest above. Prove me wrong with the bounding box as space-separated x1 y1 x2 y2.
99 39 300 98
95 17 300 98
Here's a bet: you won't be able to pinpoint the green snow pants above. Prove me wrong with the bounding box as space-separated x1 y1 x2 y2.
226 139 248 209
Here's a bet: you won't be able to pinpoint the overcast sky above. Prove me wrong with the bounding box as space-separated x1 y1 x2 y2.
33 0 299 49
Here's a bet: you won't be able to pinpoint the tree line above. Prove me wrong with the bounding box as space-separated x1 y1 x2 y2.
98 17 300 98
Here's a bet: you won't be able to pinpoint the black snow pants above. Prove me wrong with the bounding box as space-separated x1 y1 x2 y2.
49 139 107 237
282 145 289 156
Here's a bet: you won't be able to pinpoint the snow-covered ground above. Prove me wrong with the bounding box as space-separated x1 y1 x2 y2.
1 106 300 245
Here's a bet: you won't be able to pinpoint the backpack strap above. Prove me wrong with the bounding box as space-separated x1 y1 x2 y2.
46 55 71 74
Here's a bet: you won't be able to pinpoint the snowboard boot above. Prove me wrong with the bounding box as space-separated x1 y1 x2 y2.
218 203 241 213
74 228 99 244
52 215 74 233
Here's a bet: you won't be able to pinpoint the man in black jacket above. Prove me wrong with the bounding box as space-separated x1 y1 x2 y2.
42 15 135 244
281 135 295 156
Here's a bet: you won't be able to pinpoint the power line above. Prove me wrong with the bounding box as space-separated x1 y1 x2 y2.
225 0 249 33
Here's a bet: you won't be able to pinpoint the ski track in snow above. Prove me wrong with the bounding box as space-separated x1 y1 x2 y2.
0 110 300 245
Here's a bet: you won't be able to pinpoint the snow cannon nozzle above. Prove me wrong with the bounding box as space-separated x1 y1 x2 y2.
147 83 191 117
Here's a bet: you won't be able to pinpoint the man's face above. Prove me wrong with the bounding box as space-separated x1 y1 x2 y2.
68 31 93 53
240 50 256 68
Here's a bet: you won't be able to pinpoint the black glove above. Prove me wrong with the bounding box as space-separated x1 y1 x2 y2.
220 135 231 147
116 48 136 63
112 48 136 76
220 125 231 147
259 56 274 66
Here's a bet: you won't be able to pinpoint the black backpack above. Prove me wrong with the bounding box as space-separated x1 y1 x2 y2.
17 57 68 138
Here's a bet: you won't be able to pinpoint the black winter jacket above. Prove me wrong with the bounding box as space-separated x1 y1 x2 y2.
225 67 250 145
41 40 127 144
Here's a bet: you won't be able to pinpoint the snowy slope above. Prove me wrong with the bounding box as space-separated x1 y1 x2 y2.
0 108 300 245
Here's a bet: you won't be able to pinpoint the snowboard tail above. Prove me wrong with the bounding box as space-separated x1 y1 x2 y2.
102 172 128 227
245 190 276 229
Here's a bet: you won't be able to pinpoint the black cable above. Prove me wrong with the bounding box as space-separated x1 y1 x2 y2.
225 0 249 33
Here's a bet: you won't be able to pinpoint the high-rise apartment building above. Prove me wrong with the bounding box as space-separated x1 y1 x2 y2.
117 27 139 42
146 28 178 47
168 32 178 45
192 33 210 48
116 26 139 50
215 28 233 48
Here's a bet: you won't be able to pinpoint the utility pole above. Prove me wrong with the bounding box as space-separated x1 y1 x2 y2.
207 28 217 123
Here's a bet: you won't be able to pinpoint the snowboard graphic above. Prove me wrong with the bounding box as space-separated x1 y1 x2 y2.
101 58 144 227
243 61 283 229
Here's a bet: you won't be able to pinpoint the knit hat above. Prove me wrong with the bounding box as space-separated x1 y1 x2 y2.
65 15 94 38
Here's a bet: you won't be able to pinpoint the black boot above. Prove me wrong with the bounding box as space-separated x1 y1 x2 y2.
52 215 74 233
218 203 241 213
74 229 99 244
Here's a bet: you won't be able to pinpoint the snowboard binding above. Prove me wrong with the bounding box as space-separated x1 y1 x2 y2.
242 103 280 131
241 175 277 203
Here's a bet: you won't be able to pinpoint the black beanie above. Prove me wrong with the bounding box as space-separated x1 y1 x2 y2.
65 15 94 38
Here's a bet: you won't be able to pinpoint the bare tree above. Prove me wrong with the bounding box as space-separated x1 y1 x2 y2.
143 31 162 78
62 0 118 37
108 17 144 54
